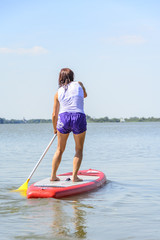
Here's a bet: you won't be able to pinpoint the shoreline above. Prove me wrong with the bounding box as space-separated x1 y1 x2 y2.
1 115 160 124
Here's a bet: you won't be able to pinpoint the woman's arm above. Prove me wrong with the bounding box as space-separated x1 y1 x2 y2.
52 92 60 134
78 81 87 98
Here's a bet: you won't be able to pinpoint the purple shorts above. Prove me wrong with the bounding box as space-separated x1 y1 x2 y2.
57 112 87 134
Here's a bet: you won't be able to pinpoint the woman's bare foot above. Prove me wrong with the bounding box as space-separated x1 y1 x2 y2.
72 176 83 182
50 176 60 181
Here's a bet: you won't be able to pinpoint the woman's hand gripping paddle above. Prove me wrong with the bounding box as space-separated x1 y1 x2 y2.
14 134 57 192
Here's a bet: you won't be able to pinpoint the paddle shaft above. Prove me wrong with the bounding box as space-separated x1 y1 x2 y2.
27 134 57 181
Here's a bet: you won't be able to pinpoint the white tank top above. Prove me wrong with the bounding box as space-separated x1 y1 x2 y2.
58 82 84 114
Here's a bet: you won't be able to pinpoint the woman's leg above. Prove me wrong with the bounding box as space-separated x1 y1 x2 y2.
72 131 86 182
50 131 69 181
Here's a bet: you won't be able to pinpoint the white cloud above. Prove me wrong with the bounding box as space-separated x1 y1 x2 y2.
0 46 48 55
105 35 146 45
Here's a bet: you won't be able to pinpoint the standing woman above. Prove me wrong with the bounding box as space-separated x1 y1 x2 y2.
50 68 87 182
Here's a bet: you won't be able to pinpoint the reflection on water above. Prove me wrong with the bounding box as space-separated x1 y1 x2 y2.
0 189 93 239
52 200 88 239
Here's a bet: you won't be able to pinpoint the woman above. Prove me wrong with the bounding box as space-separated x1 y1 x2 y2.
50 68 87 182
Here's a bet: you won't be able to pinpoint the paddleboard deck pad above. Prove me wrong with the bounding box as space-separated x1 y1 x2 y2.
27 169 106 198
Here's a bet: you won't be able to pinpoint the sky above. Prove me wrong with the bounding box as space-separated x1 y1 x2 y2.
0 0 160 119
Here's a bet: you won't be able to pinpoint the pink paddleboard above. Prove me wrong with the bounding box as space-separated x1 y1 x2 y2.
27 169 106 198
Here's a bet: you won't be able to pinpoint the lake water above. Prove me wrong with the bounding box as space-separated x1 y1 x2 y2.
0 122 160 240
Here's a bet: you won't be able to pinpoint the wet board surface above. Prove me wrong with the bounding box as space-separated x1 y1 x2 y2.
34 175 99 188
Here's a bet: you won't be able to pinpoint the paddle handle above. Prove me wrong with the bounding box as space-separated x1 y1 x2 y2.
28 134 57 181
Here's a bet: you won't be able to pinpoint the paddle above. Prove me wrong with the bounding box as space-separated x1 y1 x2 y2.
14 134 57 192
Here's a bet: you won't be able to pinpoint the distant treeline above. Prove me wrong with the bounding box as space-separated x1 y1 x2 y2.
86 116 160 123
1 116 160 124
0 118 52 124
86 115 120 122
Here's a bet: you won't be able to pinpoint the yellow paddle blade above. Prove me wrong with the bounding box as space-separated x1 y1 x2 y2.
14 179 29 192
18 189 27 197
